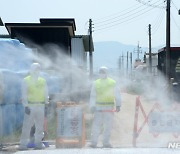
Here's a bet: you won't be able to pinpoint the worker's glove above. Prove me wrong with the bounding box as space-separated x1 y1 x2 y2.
116 106 120 112
91 106 96 113
25 106 31 115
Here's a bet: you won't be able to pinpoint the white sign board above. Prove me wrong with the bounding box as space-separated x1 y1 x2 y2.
148 111 180 133
57 106 82 137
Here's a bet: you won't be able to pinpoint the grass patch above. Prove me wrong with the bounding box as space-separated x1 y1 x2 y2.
0 129 21 143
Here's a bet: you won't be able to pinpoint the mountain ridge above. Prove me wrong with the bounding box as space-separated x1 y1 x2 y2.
93 41 148 71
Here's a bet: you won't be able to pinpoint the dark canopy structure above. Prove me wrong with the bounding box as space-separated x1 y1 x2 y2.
5 18 76 56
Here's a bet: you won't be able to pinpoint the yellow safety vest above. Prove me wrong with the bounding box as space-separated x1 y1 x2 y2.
176 57 180 73
24 76 46 104
95 77 115 106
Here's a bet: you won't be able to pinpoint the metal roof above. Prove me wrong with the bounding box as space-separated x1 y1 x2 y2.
40 18 76 31
158 47 180 53
5 18 76 37
0 34 10 38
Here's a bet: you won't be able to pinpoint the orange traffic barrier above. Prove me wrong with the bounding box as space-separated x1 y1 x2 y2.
133 96 180 147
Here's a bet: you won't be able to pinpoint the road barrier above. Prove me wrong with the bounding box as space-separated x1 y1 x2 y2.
133 96 180 147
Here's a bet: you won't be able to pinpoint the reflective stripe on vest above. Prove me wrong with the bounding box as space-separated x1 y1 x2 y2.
95 77 115 106
24 76 45 103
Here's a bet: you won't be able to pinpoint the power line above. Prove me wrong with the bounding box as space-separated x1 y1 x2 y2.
93 3 140 22
93 3 145 25
94 3 162 32
171 0 179 11
171 12 180 32
84 20 89 31
94 0 163 28
151 16 164 34
94 4 147 27
152 9 164 28
135 0 166 9
144 9 164 35
151 10 165 34
94 1 164 30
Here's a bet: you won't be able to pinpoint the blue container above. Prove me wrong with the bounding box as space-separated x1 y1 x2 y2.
0 39 32 72
0 106 3 137
15 104 24 130
2 104 16 135
1 70 23 104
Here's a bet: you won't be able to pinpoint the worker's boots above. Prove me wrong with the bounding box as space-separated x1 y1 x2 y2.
89 142 97 148
34 143 45 150
103 143 112 148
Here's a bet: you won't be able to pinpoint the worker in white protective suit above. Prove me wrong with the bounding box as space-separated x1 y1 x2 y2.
19 63 49 150
90 66 121 148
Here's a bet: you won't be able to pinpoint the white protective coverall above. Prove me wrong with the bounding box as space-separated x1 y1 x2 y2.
19 63 49 149
90 66 121 147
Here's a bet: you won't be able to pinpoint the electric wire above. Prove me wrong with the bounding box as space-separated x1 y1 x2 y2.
151 9 165 34
152 9 164 29
171 0 179 11
93 2 141 23
93 3 146 25
144 9 164 36
171 12 180 32
135 0 166 9
84 20 89 31
94 1 164 28
94 2 164 32
85 1 165 34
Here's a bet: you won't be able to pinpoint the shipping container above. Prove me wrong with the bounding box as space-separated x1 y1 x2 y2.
1 104 16 135
0 106 2 137
15 104 24 130
0 38 33 71
1 70 22 104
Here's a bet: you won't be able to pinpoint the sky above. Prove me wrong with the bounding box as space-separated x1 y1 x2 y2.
0 0 180 49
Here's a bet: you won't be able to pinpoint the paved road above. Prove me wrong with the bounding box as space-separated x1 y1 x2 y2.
13 148 180 154
0 146 176 154
1 144 180 154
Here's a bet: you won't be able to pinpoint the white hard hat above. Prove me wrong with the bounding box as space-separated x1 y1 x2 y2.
30 63 41 72
99 66 108 74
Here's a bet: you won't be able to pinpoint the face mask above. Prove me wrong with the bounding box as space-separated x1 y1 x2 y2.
100 74 107 79
31 71 40 80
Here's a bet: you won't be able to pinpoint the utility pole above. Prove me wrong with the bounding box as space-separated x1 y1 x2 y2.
148 24 152 74
122 53 124 76
127 51 129 77
166 0 171 80
137 42 141 60
134 42 142 60
118 56 121 77
130 52 133 79
120 52 130 77
89 19 93 78
119 56 121 70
